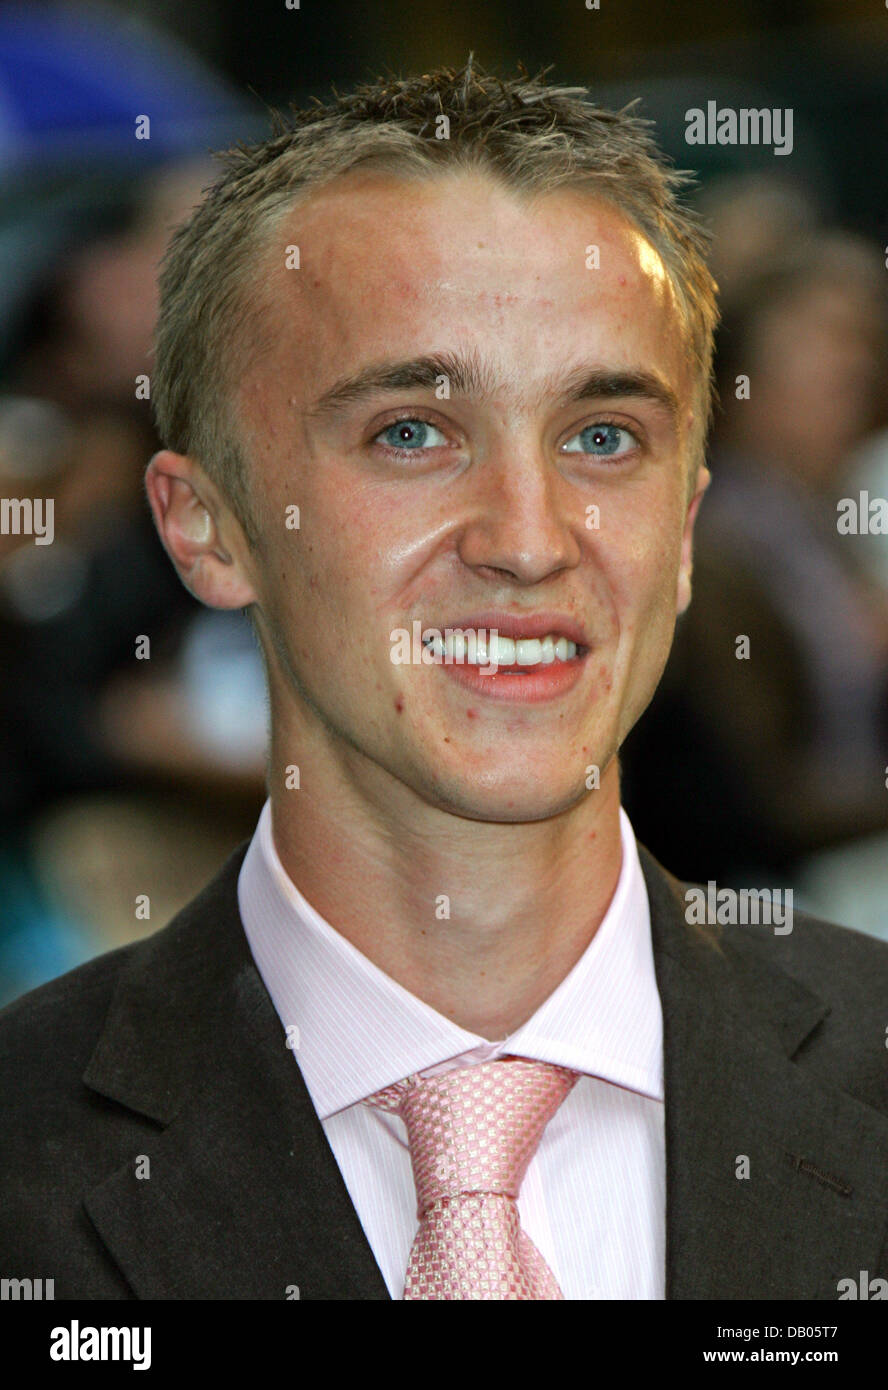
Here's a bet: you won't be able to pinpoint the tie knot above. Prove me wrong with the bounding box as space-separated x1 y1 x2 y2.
367 1058 579 1211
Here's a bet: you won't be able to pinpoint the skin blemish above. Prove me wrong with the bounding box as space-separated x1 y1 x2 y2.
618 275 627 286
466 708 478 720
394 696 404 713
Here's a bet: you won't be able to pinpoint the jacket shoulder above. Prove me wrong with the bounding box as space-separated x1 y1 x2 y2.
0 841 249 1095
0 934 140 1082
716 900 888 1000
700 893 888 1109
0 844 250 1291
641 844 888 1111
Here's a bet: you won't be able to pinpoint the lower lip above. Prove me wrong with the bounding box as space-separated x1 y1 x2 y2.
435 652 588 703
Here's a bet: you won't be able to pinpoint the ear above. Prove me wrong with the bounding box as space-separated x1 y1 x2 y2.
675 463 710 617
145 450 258 609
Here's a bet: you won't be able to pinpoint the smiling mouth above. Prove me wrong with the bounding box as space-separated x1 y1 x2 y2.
422 631 587 669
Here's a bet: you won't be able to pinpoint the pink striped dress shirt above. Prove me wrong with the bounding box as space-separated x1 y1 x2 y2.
238 799 665 1299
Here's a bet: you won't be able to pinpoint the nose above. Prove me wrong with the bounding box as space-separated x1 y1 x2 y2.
456 438 583 585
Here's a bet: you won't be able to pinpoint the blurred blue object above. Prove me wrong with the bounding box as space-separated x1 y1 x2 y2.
0 0 262 376
0 838 101 1007
793 832 888 942
180 610 268 770
0 0 256 171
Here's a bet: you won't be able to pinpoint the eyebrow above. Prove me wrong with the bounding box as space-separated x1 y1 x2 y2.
305 349 681 425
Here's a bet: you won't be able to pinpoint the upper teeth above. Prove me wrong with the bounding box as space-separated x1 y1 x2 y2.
425 633 579 665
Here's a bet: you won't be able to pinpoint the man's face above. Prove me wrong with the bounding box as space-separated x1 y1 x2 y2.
237 169 703 822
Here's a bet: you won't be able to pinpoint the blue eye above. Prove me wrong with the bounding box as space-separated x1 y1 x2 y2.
563 423 637 457
376 418 448 451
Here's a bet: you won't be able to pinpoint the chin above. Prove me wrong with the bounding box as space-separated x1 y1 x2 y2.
420 769 591 825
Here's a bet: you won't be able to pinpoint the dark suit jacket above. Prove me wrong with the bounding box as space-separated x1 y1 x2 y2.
1 840 887 1299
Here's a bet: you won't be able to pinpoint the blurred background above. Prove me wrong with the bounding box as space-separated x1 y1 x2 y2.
0 0 886 1004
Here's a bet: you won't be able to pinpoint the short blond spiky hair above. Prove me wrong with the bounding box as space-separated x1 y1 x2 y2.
152 56 719 544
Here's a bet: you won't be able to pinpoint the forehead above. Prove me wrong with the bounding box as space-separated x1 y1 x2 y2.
252 169 690 406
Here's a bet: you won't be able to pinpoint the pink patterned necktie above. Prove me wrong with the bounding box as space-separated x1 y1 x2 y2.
366 1056 579 1300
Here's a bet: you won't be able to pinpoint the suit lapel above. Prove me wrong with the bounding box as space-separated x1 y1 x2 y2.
82 847 390 1300
639 844 888 1298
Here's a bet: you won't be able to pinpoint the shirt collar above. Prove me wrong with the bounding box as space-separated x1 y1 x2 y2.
238 799 662 1119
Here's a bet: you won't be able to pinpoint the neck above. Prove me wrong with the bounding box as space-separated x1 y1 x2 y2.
268 746 624 1040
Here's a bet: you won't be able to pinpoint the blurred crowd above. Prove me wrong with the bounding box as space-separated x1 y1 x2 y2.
620 181 888 931
0 3 886 1004
0 4 267 1003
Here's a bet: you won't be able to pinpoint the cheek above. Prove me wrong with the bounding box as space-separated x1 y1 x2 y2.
604 501 685 634
261 523 405 683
